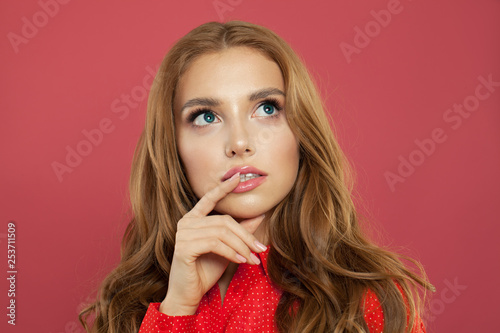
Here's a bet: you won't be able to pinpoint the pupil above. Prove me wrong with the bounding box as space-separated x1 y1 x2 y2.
264 104 274 114
204 113 214 122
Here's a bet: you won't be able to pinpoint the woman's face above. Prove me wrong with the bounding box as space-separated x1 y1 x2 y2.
174 47 300 219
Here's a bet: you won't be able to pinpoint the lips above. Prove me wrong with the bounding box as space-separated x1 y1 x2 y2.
222 165 268 182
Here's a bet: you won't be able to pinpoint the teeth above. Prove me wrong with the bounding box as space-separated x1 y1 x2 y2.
239 173 261 182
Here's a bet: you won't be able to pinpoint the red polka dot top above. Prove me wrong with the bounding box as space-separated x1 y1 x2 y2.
138 245 426 332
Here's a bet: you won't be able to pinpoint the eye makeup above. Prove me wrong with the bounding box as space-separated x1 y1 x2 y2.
186 97 284 128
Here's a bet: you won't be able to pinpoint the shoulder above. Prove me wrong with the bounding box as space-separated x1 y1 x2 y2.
363 288 426 333
363 289 384 333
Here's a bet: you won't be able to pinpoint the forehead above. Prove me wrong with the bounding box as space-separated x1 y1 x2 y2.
174 47 284 111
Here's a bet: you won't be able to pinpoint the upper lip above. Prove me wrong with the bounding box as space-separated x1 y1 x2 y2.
222 165 268 181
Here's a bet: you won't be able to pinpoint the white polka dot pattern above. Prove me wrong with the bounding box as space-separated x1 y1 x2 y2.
138 246 426 332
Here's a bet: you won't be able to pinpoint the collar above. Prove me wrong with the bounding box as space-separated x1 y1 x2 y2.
246 244 283 294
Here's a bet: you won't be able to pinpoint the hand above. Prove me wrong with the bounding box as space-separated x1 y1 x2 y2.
159 172 267 315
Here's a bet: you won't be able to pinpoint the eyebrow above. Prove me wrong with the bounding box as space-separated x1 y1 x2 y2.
179 87 285 114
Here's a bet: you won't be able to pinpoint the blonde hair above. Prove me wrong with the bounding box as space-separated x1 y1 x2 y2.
79 20 433 332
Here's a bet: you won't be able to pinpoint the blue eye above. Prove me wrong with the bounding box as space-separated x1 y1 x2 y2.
187 98 283 128
191 111 220 127
263 104 275 114
255 102 280 117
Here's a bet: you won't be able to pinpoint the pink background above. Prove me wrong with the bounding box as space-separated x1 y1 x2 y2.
1 0 499 332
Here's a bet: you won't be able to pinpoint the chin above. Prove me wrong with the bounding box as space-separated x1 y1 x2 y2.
214 200 270 220
214 208 264 220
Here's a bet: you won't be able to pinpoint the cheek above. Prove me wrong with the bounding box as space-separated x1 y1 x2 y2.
278 130 300 165
267 129 300 183
177 136 220 198
284 144 300 183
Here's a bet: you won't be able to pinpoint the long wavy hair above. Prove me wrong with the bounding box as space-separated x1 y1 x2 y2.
79 20 434 333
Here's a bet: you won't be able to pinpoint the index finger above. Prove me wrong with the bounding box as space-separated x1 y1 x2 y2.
186 172 241 218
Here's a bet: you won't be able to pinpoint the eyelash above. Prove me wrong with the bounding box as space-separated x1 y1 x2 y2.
186 98 284 127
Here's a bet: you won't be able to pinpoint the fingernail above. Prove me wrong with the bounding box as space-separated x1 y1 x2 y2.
236 254 247 263
250 253 261 265
254 241 267 252
228 172 240 181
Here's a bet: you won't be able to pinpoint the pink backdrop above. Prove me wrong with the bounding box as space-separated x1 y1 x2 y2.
1 1 499 332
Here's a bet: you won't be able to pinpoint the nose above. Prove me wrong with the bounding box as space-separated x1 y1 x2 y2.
225 119 255 158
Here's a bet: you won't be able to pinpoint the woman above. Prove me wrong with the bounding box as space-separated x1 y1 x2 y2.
79 20 434 332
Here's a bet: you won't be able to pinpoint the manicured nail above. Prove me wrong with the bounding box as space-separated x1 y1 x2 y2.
250 253 261 265
254 241 267 252
236 254 247 263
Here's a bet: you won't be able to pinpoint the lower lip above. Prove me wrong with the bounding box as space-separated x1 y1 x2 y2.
232 176 267 193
